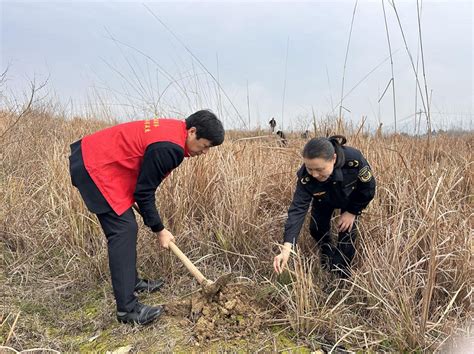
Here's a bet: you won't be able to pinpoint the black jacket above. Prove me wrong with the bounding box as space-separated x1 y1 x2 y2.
283 146 376 244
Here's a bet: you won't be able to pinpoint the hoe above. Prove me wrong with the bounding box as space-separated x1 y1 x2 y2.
133 204 232 301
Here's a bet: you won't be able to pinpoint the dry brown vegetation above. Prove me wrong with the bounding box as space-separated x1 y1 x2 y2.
0 107 472 352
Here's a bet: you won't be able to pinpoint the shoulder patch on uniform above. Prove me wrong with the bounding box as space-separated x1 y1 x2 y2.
358 166 373 183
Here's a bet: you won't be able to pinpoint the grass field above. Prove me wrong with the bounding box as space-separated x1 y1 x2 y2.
0 109 472 352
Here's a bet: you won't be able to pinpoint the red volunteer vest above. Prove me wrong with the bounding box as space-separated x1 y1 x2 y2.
81 119 188 215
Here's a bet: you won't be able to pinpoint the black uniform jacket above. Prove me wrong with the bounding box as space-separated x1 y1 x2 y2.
283 146 376 244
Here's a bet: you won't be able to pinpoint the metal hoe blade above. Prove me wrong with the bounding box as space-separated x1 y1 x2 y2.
201 272 233 301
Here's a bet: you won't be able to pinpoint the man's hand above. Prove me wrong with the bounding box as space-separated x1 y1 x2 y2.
273 242 293 274
337 212 356 232
156 228 175 249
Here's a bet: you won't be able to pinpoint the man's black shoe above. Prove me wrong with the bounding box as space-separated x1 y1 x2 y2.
117 302 164 325
134 278 165 293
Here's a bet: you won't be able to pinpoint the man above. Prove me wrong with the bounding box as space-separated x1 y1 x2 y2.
69 110 224 325
269 117 276 133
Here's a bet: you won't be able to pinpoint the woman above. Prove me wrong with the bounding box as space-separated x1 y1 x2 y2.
273 135 376 277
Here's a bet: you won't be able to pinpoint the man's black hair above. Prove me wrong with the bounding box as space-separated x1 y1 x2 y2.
185 110 225 146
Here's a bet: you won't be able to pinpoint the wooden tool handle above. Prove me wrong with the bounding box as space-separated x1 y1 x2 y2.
168 242 208 285
132 204 209 285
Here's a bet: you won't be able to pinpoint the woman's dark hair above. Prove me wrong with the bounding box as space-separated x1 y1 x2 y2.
185 110 225 146
302 135 347 168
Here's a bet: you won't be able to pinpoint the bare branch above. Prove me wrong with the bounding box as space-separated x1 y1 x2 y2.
378 78 393 103
143 4 246 127
339 0 359 120
0 78 48 140
381 0 398 132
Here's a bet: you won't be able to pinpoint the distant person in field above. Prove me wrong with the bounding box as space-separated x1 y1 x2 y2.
69 110 224 325
276 130 287 146
301 130 310 139
273 135 376 277
269 117 276 133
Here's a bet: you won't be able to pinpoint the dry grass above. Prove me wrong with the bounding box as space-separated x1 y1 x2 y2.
0 108 472 351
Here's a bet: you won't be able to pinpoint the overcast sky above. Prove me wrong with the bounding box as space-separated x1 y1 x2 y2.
1 0 473 132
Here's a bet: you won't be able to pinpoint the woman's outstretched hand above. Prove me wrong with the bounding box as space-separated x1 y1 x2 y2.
273 242 293 274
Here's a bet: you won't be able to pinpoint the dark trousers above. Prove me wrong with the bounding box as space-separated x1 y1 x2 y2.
309 205 358 272
69 140 139 313
97 208 139 313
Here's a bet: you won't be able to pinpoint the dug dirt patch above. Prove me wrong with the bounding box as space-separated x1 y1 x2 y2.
167 283 268 342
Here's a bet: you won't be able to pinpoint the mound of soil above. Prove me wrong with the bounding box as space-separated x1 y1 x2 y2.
167 283 267 342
